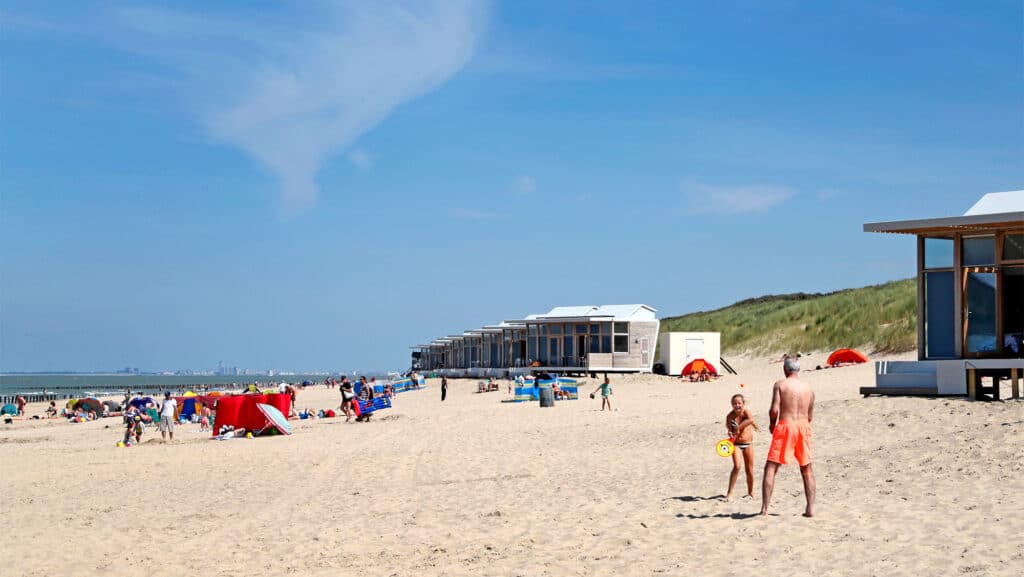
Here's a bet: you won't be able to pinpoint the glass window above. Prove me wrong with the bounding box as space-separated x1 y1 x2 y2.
614 335 629 353
965 272 997 353
601 322 612 334
962 236 995 267
602 335 611 352
576 324 588 334
590 336 601 353
923 238 953 269
549 338 559 359
550 324 562 335
528 325 537 335
1003 233 1024 261
563 335 573 359
540 325 547 335
614 322 628 334
590 323 600 334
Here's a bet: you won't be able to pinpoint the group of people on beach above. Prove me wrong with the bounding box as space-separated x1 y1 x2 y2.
723 356 816 517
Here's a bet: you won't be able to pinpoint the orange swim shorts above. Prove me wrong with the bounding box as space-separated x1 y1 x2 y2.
766 419 812 466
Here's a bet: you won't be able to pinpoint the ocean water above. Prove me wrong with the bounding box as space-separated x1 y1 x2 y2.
0 374 348 397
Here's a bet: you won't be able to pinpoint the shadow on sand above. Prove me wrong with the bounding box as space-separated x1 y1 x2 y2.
676 512 762 520
669 495 725 502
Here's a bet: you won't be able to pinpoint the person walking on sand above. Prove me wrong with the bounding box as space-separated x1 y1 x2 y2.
159 391 178 442
591 375 613 411
760 356 815 517
441 375 448 402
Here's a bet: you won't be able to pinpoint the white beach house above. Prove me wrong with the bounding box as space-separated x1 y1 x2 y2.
413 304 660 377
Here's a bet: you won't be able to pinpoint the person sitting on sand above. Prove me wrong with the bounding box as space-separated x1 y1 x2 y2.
761 356 816 517
45 401 58 418
725 394 758 501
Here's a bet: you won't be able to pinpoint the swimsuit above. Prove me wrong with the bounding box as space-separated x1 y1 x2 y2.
766 419 812 466
734 443 751 450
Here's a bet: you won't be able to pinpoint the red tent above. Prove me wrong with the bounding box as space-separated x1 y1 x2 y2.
211 394 292 436
827 348 869 366
682 358 718 376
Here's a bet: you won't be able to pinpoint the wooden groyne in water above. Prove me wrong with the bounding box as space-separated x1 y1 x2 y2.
0 384 237 405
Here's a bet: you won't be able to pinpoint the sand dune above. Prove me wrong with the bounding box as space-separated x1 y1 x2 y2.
3 353 1022 576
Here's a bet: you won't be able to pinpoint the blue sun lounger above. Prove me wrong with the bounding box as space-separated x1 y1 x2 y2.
358 396 392 414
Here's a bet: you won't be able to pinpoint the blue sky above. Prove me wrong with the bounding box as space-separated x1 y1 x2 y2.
2 1 1021 372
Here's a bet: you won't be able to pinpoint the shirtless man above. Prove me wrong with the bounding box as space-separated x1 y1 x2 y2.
760 356 816 517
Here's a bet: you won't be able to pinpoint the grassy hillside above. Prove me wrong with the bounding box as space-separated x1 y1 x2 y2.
660 278 917 355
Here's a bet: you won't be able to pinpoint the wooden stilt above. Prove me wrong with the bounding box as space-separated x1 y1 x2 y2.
1012 368 1020 400
968 368 977 400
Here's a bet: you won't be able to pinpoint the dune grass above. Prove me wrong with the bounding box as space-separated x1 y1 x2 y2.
660 278 917 356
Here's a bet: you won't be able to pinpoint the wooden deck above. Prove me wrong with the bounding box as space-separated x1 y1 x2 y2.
860 386 939 397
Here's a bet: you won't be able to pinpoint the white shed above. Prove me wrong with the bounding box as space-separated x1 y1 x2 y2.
658 332 721 376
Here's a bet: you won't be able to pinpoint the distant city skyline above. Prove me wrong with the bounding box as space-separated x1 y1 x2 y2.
2 1 1021 371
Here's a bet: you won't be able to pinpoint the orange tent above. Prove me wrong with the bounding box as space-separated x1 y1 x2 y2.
682 358 718 376
827 348 868 365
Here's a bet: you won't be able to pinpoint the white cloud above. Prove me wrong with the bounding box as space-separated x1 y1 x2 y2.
513 174 536 194
349 148 372 170
682 178 795 214
113 1 488 214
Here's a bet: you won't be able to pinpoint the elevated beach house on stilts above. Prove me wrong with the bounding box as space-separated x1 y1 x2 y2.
861 191 1024 399
412 304 660 377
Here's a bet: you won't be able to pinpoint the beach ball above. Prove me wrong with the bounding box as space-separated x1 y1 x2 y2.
245 432 253 439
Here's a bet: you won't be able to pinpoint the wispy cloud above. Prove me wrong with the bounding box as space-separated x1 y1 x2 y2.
816 188 839 202
349 148 372 170
513 174 536 194
112 1 488 214
682 178 795 214
448 207 500 220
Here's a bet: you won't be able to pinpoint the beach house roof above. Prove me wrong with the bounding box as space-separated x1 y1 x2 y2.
864 190 1024 235
508 304 658 323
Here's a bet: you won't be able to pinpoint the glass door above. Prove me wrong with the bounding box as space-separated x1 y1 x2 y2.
963 269 998 356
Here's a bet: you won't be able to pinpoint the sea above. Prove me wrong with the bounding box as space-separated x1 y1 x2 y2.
0 373 383 400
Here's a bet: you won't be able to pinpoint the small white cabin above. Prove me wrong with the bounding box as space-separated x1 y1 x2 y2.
657 332 721 376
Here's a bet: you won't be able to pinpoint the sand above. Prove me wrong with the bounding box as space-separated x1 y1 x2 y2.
3 352 1022 577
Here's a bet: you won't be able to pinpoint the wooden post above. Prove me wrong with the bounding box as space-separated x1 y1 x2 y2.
1012 368 1020 400
967 368 977 400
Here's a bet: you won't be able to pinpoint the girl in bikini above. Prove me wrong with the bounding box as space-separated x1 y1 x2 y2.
725 394 758 501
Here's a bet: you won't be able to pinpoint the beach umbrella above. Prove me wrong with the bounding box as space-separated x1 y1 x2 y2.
183 391 198 397
129 396 155 409
302 380 312 386
103 400 122 412
255 403 292 436
682 358 718 376
1 403 16 415
826 348 869 366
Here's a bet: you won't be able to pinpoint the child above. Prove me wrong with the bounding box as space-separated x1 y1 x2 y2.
725 394 758 501
591 376 612 411
199 404 212 432
123 412 144 445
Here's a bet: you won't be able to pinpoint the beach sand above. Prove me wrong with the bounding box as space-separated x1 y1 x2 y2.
3 352 1022 576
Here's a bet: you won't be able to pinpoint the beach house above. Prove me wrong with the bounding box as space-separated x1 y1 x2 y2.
412 304 660 377
862 190 1023 399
